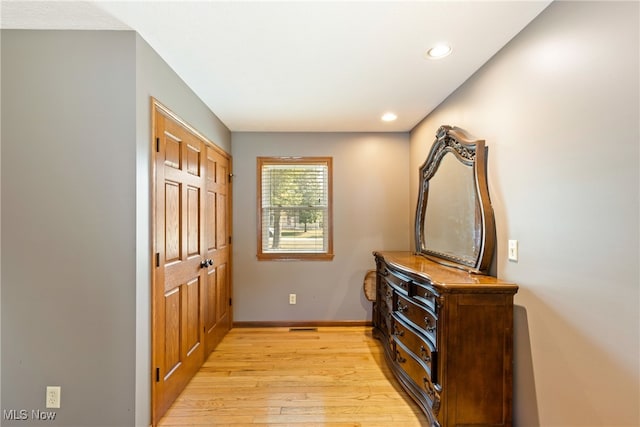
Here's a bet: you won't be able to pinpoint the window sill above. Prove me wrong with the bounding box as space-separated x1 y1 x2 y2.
257 253 335 261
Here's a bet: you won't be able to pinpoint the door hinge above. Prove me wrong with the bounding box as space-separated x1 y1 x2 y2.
155 367 160 382
155 253 160 267
228 236 232 245
229 298 232 306
156 137 160 152
228 173 233 183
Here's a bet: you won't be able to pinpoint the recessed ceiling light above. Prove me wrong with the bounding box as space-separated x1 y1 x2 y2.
426 44 452 59
381 112 397 122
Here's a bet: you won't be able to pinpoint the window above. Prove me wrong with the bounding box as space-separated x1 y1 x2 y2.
257 157 333 260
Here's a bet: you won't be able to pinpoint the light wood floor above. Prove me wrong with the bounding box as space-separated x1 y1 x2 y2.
158 326 429 426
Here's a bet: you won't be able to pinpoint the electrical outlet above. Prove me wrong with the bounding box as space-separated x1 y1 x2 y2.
46 386 61 409
508 240 518 262
289 293 296 305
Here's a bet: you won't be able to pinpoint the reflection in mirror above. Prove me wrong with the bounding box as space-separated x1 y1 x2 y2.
415 125 495 273
423 152 480 265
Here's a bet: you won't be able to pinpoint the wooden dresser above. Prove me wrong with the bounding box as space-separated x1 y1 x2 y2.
373 251 518 427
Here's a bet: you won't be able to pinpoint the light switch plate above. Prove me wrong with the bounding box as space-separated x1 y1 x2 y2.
508 240 518 262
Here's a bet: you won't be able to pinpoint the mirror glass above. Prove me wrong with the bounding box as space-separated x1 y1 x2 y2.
415 125 495 273
422 152 480 265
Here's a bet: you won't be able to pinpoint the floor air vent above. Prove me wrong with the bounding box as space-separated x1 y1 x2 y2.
289 327 318 332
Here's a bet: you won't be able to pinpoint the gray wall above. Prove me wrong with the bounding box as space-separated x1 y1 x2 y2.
1 30 231 427
411 2 639 425
134 35 230 427
232 132 410 322
1 30 137 426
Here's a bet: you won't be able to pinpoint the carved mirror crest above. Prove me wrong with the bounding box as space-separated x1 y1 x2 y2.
415 125 495 274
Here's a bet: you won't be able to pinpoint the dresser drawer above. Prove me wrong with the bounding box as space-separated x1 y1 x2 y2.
381 264 411 295
392 315 438 383
394 339 441 414
411 282 439 312
396 293 438 344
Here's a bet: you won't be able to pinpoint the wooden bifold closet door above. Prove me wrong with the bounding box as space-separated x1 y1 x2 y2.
151 99 232 425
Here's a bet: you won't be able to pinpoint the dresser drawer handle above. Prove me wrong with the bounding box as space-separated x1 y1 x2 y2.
396 351 406 363
419 346 431 363
424 317 436 332
397 301 408 313
393 327 404 337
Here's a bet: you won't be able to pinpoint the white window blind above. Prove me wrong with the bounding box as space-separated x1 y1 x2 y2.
258 158 332 259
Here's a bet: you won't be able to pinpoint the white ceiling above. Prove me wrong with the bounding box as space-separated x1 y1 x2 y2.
1 0 551 132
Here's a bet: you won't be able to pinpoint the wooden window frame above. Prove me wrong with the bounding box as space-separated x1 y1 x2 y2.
257 156 334 261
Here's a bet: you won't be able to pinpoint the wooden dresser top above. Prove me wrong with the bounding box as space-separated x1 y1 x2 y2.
374 251 518 293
